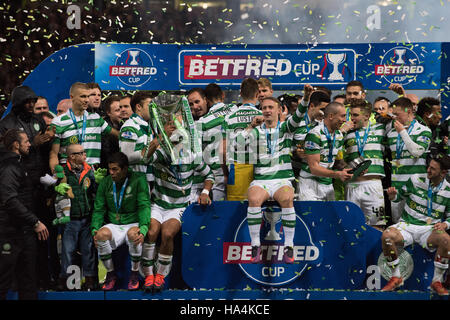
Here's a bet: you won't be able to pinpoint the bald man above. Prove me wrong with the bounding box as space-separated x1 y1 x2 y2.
56 99 72 116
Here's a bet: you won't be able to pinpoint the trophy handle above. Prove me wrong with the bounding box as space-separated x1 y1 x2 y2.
149 101 177 164
180 96 203 163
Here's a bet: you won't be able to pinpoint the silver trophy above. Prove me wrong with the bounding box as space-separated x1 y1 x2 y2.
149 93 201 165
326 53 346 81
263 208 282 241
347 156 372 182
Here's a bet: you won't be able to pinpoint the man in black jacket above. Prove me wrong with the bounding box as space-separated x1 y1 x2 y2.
0 85 57 290
0 129 49 300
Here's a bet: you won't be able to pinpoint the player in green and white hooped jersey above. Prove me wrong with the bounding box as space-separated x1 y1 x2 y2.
119 91 155 187
300 102 353 201
195 83 238 201
292 90 330 195
142 124 214 293
381 155 450 295
243 97 307 264
49 82 119 173
222 78 262 201
386 97 432 223
343 100 387 228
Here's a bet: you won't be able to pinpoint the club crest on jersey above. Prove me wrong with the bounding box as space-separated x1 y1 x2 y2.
223 205 322 286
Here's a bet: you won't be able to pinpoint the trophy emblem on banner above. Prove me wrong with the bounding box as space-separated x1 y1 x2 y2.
326 53 346 81
128 50 140 65
393 48 406 64
149 93 202 165
263 206 282 241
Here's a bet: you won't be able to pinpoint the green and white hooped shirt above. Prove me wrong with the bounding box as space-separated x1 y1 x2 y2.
222 103 262 164
150 148 214 210
52 110 111 165
394 174 450 227
300 121 345 185
119 113 154 183
385 120 432 187
343 122 386 178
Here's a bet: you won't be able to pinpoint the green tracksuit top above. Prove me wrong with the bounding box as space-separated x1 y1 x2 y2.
91 169 151 236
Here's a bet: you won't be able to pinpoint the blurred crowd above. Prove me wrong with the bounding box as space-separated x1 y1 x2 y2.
0 0 228 108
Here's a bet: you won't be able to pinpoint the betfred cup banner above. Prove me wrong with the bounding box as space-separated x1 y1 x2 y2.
179 47 356 88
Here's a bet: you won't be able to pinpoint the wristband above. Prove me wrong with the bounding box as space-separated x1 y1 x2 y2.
201 189 210 196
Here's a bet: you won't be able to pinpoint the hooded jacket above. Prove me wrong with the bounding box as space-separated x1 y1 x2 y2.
0 86 50 182
0 146 38 237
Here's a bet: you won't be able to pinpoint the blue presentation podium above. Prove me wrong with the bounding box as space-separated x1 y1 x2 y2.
7 200 444 300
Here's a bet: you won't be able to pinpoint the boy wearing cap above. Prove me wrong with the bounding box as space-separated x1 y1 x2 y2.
57 144 97 291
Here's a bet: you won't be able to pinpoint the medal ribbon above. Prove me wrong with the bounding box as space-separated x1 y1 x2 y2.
263 121 280 155
354 123 370 157
113 177 128 214
396 120 416 159
304 113 312 133
69 109 87 144
323 124 336 163
427 180 443 217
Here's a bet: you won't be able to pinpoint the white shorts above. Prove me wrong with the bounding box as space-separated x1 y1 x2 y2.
100 223 139 250
151 203 185 224
345 179 385 226
389 221 435 252
391 199 406 224
297 177 334 201
249 179 294 199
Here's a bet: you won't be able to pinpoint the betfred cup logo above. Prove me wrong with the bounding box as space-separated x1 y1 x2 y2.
109 48 157 87
223 205 322 286
375 46 424 86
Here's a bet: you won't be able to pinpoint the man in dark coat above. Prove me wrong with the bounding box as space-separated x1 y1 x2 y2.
0 85 57 289
0 129 49 299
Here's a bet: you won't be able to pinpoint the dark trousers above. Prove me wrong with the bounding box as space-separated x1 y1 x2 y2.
60 218 96 278
34 186 60 289
0 231 38 300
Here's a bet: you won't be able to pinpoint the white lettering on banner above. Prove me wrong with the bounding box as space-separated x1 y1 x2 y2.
110 66 157 76
187 58 292 77
225 244 319 263
293 63 320 76
375 65 424 75
262 267 285 277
